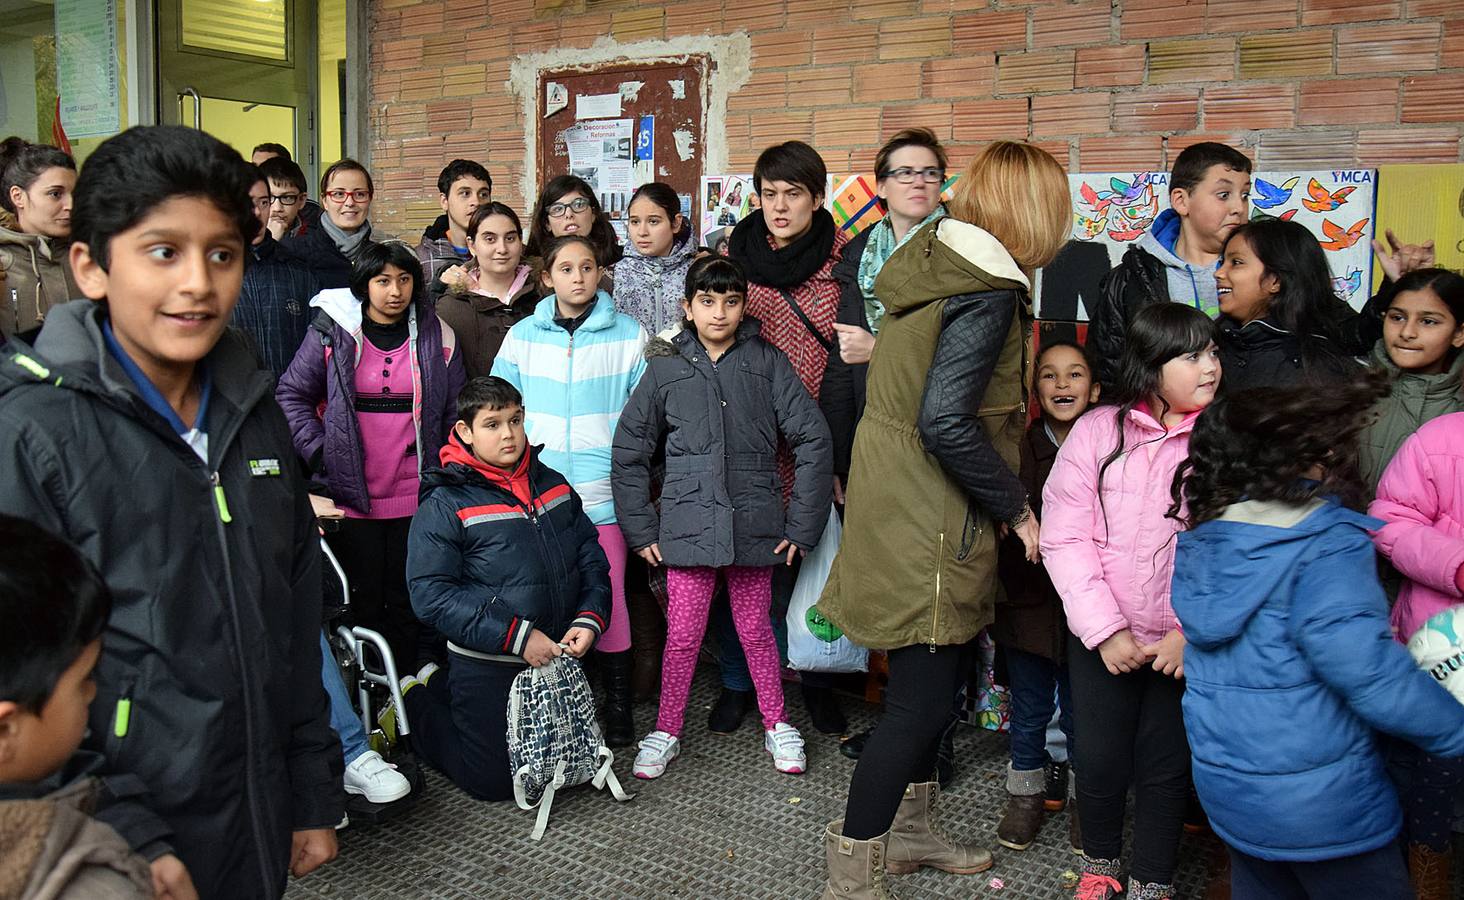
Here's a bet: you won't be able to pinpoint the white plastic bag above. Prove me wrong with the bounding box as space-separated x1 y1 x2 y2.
787 506 869 673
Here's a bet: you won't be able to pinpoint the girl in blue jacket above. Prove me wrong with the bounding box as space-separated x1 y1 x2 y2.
1170 377 1464 900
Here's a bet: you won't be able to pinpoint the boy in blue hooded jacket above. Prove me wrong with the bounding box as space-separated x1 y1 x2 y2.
1170 380 1464 900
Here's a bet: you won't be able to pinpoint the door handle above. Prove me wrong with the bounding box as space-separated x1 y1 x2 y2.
178 87 202 129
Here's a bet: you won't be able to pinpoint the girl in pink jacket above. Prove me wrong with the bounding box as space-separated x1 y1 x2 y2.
1370 410 1464 895
1041 304 1221 900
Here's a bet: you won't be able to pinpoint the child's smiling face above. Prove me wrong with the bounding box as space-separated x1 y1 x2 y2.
70 195 244 382
1035 343 1099 425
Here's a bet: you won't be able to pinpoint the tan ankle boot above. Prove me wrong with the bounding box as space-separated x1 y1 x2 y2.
885 781 994 876
1409 842 1452 900
821 819 899 899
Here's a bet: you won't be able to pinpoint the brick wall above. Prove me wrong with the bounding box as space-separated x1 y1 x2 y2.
367 0 1464 240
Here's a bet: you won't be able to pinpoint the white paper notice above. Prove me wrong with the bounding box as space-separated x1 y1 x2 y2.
668 80 686 100
545 82 568 117
575 92 622 119
618 81 645 103
673 129 695 162
55 0 121 137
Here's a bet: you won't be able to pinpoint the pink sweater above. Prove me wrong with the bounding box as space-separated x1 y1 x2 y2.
345 336 420 519
1040 403 1198 650
1369 412 1464 643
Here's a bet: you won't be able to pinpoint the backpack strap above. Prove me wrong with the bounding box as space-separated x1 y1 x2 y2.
591 745 632 802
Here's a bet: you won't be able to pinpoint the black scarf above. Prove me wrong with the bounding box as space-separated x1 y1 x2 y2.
729 208 837 289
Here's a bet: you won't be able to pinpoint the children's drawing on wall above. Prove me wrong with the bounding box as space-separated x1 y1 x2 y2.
1042 169 1378 320
699 174 755 244
828 172 960 238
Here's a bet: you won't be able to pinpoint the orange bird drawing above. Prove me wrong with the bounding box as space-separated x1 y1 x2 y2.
1318 217 1370 251
1302 178 1357 213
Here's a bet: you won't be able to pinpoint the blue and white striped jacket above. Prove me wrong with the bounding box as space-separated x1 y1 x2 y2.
491 291 647 525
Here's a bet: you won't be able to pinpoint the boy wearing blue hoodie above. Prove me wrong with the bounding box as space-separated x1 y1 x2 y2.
1170 381 1464 900
1088 142 1251 384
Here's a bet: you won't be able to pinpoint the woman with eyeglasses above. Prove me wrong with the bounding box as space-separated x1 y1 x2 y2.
284 159 377 290
0 137 77 342
824 128 959 764
525 175 623 293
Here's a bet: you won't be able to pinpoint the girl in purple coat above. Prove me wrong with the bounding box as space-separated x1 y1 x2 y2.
277 241 466 668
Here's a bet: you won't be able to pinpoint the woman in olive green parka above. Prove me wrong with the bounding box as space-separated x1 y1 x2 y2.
817 141 1073 899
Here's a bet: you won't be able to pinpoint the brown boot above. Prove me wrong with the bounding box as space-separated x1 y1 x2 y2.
821 820 899 899
885 781 994 875
996 765 1046 851
1409 842 1452 900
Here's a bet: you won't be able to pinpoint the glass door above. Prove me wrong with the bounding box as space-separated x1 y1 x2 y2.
156 0 315 177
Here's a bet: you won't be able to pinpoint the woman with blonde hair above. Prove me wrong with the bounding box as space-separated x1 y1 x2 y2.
817 141 1071 898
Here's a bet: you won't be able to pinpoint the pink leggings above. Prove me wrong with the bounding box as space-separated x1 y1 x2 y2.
657 565 785 736
595 525 631 653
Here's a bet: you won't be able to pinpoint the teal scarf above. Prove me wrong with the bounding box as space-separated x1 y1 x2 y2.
856 205 945 335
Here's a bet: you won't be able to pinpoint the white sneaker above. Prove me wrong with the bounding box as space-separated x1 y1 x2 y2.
765 722 806 774
335 812 350 830
633 730 680 780
343 750 412 803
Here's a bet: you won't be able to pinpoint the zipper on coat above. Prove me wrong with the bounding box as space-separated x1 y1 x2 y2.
564 333 575 486
211 472 233 523
930 532 945 652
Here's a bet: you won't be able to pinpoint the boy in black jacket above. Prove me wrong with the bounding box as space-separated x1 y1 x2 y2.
0 126 341 899
405 376 611 801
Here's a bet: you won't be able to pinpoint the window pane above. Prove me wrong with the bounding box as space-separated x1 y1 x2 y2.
182 0 287 61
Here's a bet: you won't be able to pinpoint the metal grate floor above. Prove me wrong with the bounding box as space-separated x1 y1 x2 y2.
281 668 1256 899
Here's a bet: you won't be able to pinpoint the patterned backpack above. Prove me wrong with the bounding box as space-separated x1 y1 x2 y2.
506 654 632 840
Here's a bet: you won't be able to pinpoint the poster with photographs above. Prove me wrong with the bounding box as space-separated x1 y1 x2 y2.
700 174 756 253
564 118 636 240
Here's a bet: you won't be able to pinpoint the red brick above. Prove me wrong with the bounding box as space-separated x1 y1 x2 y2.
1031 1 1112 49
788 66 856 108
1206 0 1298 32
1029 139 1074 171
852 0 920 18
812 25 880 65
883 102 956 140
1299 78 1400 125
1258 129 1358 167
736 0 786 30
952 11 1029 53
729 71 788 113
749 110 815 146
487 0 533 25
1112 89 1199 132
511 20 559 51
559 13 613 46
1165 133 1254 165
753 30 814 68
1203 83 1296 130
1079 135 1165 169
1076 44 1146 88
924 55 996 99
1239 32 1333 78
400 2 446 37
878 17 952 60
610 8 664 41
1119 0 1208 40
399 70 442 101
1357 126 1461 162
426 99 472 134
814 106 884 148
1147 37 1236 85
379 37 425 70
1337 23 1442 75
853 62 924 102
1302 0 1401 25
997 50 1076 94
786 0 844 27
951 98 1030 141
665 1 722 36
1410 0 1464 15
1445 21 1464 67
1031 92 1111 136
1402 73 1464 122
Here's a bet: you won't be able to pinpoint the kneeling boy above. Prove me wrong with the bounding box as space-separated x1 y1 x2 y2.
0 516 153 900
406 376 611 800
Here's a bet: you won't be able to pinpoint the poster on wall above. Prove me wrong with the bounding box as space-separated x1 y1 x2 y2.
1041 170 1377 321
827 173 960 238
54 0 120 138
1372 164 1464 292
700 174 755 252
562 118 635 240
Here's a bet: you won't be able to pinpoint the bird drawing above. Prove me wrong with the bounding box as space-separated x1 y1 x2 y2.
1331 267 1363 301
1250 207 1299 222
1302 178 1357 213
1252 176 1300 209
1318 217 1370 251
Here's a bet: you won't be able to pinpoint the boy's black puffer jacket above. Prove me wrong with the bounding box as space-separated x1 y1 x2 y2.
408 437 611 658
0 301 342 900
611 318 833 568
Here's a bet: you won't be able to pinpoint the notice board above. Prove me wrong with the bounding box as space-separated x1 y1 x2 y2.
537 59 707 242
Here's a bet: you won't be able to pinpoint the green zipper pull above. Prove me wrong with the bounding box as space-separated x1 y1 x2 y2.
113 698 131 738
211 473 233 524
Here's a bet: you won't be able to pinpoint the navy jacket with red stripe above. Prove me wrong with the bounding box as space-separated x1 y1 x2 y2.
407 433 611 658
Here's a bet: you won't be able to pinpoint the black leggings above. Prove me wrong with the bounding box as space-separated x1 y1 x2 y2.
842 642 972 840
327 516 420 670
1068 639 1191 884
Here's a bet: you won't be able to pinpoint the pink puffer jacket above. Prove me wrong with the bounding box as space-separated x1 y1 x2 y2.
1369 412 1464 643
1041 403 1198 650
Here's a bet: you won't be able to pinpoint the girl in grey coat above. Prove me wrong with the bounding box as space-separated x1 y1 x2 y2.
611 257 832 780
